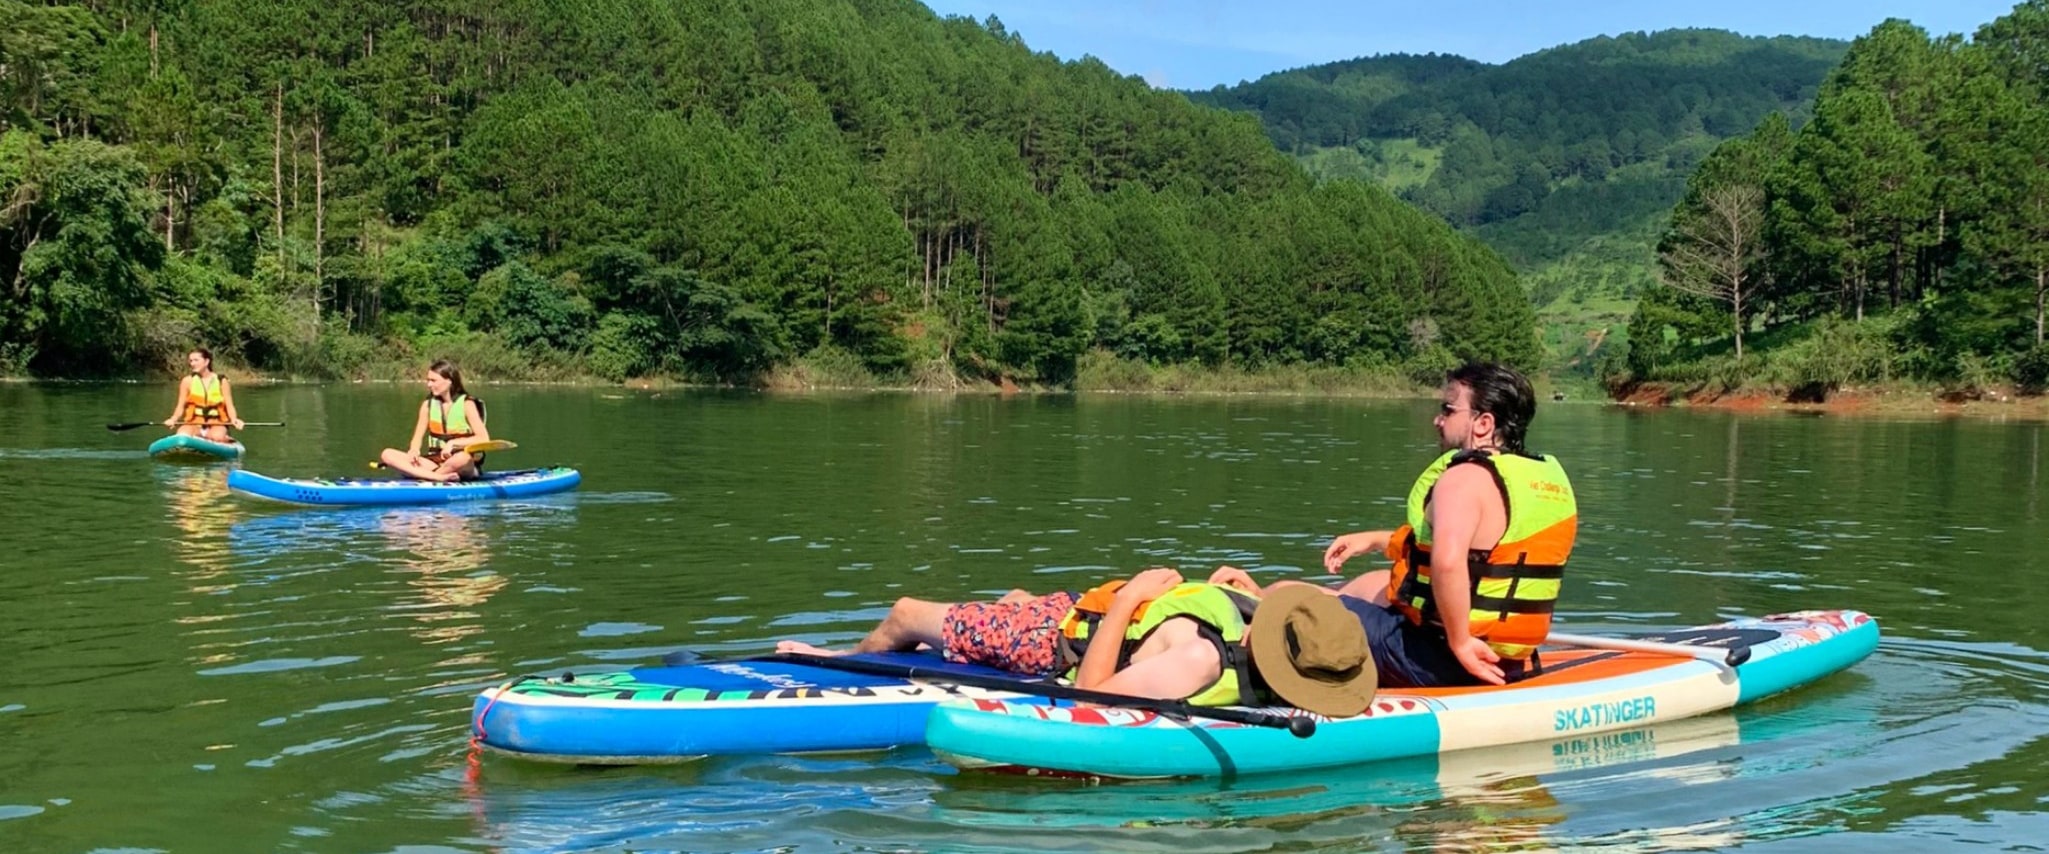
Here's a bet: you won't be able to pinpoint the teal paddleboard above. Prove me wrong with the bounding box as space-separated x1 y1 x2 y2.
148 434 244 461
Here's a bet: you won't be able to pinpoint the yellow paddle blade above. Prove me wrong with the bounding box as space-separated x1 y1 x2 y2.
462 439 517 454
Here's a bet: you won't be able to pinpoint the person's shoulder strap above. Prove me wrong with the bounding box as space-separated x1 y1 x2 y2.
1448 448 1497 469
1445 449 1510 504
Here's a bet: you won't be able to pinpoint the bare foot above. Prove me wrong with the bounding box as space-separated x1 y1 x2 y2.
995 589 1033 605
775 641 843 657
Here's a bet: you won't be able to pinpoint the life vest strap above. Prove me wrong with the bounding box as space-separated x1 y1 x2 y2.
1476 562 1563 580
1470 594 1556 615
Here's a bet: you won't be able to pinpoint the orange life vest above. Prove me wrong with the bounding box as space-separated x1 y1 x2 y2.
181 374 226 425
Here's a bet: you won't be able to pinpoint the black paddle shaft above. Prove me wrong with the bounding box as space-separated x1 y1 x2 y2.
770 651 1317 738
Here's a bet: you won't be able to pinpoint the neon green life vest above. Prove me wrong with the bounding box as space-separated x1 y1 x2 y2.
1059 582 1262 706
426 394 477 453
1392 448 1577 659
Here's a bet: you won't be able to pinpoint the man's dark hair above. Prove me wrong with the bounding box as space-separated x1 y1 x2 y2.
1448 362 1536 454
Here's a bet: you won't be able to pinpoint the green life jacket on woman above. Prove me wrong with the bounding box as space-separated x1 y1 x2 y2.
426 394 484 456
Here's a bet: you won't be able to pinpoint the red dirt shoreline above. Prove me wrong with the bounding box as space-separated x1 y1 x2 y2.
1611 384 2049 420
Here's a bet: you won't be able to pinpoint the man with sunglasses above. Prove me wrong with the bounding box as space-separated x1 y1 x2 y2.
1319 362 1578 688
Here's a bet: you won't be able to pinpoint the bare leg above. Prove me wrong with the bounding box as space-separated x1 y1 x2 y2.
204 425 231 443
775 597 955 657
995 588 1034 605
1338 570 1392 605
378 448 447 480
176 424 202 438
851 597 952 653
435 450 476 482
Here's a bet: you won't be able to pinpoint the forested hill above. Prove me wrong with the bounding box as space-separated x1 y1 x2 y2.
1192 30 1846 375
1622 8 2049 398
0 0 1535 385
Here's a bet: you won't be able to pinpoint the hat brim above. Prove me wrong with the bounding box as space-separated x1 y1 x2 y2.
1247 585 1377 718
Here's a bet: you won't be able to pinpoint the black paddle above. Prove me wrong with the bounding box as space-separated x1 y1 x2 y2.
765 650 1318 738
108 420 284 431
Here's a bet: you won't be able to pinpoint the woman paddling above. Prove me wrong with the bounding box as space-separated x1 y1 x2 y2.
162 348 244 443
378 360 488 482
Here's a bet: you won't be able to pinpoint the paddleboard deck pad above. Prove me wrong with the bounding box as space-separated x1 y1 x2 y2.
926 609 1878 779
472 652 1051 764
227 466 580 505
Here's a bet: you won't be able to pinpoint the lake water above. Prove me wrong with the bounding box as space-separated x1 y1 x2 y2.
1 383 2044 851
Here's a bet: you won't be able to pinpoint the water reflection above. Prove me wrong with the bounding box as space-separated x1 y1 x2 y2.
451 713 1773 853
378 507 503 647
158 465 241 583
929 713 1751 848
225 502 583 646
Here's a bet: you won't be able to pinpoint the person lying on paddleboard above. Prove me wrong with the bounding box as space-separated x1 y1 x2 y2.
162 347 244 442
377 359 489 482
776 566 1378 717
1249 362 1578 689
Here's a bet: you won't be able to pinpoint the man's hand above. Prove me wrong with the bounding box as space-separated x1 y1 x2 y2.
1322 530 1391 573
1206 566 1261 594
1117 567 1183 604
1449 635 1505 686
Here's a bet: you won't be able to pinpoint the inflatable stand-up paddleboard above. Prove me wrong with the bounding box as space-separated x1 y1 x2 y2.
926 610 1878 779
471 652 1051 764
227 466 581 506
148 434 244 461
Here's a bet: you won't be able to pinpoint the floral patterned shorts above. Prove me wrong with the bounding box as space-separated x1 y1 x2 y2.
940 591 1079 676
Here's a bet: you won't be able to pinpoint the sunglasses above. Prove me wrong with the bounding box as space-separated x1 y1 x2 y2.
1437 402 1473 417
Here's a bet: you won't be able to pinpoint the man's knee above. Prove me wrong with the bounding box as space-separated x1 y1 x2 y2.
1339 570 1390 603
883 597 937 628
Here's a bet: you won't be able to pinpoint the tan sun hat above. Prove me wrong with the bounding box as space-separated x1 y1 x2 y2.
1246 584 1377 717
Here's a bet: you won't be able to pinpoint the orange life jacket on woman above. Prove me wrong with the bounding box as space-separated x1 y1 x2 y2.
181 375 226 425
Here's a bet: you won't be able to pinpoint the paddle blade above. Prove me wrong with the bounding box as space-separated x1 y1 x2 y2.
464 439 517 454
106 421 156 432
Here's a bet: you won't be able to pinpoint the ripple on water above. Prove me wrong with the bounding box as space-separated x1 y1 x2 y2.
578 622 665 638
198 656 362 676
0 804 46 821
0 448 145 460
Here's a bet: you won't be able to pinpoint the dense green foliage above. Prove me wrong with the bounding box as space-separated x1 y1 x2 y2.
1622 5 2049 396
1193 30 1846 375
0 0 1537 384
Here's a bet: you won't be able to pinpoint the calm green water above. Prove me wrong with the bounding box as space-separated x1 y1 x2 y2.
1 384 2046 852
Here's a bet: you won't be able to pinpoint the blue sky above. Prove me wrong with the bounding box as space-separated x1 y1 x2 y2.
918 0 2023 90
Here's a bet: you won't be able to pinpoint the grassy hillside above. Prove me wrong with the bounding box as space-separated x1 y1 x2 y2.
1192 30 1847 376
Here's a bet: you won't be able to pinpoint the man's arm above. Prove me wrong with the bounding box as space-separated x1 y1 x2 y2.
1323 529 1395 573
1427 465 1505 685
1087 635 1221 701
1073 568 1181 690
